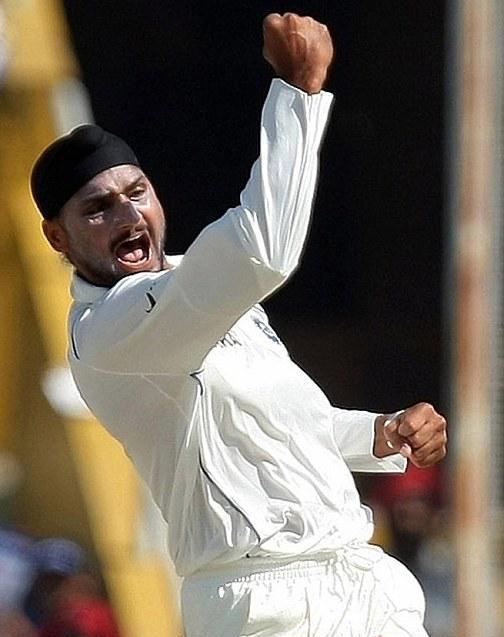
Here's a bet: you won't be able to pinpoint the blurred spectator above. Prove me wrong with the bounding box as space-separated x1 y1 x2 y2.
416 510 455 637
0 526 35 613
371 465 442 572
0 610 37 637
39 572 122 637
368 465 455 637
23 537 122 637
23 537 86 627
0 526 37 637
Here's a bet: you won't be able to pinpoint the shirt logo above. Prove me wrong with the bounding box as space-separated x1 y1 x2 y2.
145 291 157 313
252 316 281 345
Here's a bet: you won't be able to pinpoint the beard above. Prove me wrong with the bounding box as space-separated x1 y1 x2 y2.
65 233 166 287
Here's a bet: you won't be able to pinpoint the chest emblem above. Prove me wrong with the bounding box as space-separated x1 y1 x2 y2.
252 316 281 345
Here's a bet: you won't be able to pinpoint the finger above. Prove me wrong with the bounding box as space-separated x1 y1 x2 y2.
410 431 447 463
398 403 443 438
405 417 447 451
263 13 282 29
409 420 447 451
397 416 426 438
383 414 412 457
410 446 446 468
404 423 437 449
284 12 300 22
399 442 413 459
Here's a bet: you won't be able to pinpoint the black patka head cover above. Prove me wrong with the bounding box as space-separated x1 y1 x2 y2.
31 124 140 219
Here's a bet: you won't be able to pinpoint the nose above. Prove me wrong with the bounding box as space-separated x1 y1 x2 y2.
113 196 144 227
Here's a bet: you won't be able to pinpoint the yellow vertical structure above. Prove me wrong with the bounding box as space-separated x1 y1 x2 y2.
0 1 181 635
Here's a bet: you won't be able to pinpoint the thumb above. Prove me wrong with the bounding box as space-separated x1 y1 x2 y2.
383 412 412 459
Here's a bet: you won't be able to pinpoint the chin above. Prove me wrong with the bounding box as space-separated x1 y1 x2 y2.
79 252 164 287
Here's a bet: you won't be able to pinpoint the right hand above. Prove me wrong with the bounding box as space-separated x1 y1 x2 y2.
263 13 334 94
374 403 448 467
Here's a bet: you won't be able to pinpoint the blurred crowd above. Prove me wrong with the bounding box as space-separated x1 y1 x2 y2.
362 463 455 637
0 528 122 637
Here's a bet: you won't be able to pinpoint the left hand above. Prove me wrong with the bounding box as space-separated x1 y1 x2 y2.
374 402 447 467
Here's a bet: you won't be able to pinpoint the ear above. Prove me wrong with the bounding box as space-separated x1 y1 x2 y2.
42 218 69 254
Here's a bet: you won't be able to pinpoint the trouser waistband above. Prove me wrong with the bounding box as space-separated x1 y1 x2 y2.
187 543 384 583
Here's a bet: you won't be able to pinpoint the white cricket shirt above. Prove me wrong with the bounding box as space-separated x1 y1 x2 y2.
68 80 405 577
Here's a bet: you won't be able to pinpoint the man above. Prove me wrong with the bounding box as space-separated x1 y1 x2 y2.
31 13 447 637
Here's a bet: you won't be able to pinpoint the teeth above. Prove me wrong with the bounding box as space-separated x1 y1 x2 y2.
114 233 149 264
119 234 142 246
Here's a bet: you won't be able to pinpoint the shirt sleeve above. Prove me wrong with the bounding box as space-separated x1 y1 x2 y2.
331 407 407 473
71 80 333 374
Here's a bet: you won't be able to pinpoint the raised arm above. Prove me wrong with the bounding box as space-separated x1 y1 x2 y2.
71 15 334 374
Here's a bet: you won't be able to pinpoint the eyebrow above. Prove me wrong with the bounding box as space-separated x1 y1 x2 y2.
79 176 146 205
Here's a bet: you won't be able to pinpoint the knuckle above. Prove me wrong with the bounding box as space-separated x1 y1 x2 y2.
409 432 423 447
414 447 427 462
399 424 414 438
263 13 281 29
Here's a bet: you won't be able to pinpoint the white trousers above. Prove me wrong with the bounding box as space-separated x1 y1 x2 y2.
181 544 429 637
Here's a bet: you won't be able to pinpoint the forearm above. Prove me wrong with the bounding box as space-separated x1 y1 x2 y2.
231 79 333 278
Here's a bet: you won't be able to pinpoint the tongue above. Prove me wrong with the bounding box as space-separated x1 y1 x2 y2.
116 242 145 263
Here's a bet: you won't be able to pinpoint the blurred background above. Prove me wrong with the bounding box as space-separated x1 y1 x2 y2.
0 1 502 636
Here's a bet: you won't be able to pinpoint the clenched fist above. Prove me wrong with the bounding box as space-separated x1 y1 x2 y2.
263 13 334 94
374 402 448 468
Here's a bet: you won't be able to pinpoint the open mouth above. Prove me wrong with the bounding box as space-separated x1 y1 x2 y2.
114 233 151 266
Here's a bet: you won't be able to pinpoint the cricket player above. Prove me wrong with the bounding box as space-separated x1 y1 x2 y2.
31 13 447 637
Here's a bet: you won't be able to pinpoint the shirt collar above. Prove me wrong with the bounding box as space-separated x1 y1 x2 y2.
70 254 182 303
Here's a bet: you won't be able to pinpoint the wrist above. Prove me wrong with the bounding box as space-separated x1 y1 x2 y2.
373 415 391 458
373 411 404 457
286 68 327 94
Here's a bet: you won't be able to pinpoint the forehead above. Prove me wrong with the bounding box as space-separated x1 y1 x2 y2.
76 164 146 198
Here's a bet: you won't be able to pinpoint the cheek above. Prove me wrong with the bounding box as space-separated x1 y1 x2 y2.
68 225 111 256
148 208 166 240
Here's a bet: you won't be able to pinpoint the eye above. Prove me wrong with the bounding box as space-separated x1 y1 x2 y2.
83 208 106 222
129 186 146 200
